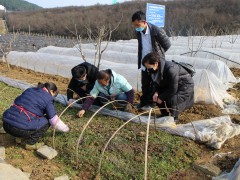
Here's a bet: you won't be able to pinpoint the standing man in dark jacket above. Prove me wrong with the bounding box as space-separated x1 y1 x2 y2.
142 52 194 122
132 10 171 110
67 62 99 105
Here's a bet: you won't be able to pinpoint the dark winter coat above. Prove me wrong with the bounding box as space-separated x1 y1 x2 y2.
3 87 56 130
136 23 171 69
152 60 194 116
67 62 99 100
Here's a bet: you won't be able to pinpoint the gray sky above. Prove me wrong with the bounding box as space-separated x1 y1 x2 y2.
25 0 130 8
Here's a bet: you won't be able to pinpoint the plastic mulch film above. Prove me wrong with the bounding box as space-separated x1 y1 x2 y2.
213 159 240 180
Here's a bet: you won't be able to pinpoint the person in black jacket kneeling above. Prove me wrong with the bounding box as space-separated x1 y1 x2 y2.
142 52 194 122
67 62 99 106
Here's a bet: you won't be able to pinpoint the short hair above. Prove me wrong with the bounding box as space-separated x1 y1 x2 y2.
97 70 110 81
132 11 146 22
142 52 160 66
71 65 86 79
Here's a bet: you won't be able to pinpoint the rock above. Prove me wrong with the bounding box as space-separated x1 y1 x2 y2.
139 131 146 137
193 162 221 176
36 145 58 160
0 127 6 134
21 166 32 173
0 158 6 164
54 175 69 180
0 147 5 159
24 172 31 178
0 163 29 180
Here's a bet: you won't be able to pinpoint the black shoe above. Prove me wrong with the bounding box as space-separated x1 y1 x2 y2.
149 103 156 108
139 103 156 111
136 102 146 109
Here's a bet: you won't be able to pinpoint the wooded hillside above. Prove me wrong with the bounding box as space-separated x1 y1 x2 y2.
6 0 240 40
0 0 42 11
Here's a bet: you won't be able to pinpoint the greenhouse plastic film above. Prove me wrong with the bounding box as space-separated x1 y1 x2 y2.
166 55 236 83
5 51 235 107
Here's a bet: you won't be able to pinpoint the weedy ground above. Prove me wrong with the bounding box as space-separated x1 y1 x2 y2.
0 82 210 180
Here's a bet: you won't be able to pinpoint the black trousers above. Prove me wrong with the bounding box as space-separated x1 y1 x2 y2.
3 122 50 145
140 70 153 105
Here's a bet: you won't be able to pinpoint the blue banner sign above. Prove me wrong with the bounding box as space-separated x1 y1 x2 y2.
146 3 165 27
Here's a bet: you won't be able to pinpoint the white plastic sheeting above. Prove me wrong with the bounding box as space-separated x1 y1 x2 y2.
213 159 240 180
75 42 138 53
193 70 233 108
118 35 240 46
37 46 236 83
170 35 240 45
160 115 240 150
166 55 236 83
37 46 137 64
5 51 235 108
165 49 240 68
222 104 240 115
116 36 240 68
5 51 77 77
170 45 240 54
0 76 239 150
5 51 140 90
37 46 235 80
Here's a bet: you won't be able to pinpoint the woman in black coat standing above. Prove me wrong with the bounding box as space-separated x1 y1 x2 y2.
142 52 194 122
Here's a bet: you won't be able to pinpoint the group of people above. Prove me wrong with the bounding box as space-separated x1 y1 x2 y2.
2 11 194 150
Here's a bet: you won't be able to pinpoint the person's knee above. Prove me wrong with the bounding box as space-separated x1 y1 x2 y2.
117 93 127 101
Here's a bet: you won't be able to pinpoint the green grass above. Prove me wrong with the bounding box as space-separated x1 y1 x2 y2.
0 82 202 179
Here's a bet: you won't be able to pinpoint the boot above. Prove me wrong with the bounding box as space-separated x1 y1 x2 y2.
25 142 44 150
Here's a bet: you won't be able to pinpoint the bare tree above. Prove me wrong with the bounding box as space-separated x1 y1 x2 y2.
67 14 123 69
66 24 87 62
224 27 239 44
187 27 207 56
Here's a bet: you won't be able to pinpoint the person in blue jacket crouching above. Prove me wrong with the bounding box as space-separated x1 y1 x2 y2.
77 69 135 117
2 82 69 150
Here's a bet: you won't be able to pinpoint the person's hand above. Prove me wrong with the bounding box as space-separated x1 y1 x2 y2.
125 103 133 113
110 94 117 101
67 99 75 107
153 92 158 102
77 110 86 118
157 98 162 104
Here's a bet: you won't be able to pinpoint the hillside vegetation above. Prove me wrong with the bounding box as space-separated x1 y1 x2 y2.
5 0 240 40
0 0 42 11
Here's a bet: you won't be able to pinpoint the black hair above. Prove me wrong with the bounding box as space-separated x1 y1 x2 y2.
71 65 87 79
97 70 111 81
142 52 160 66
132 11 146 22
37 82 58 95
